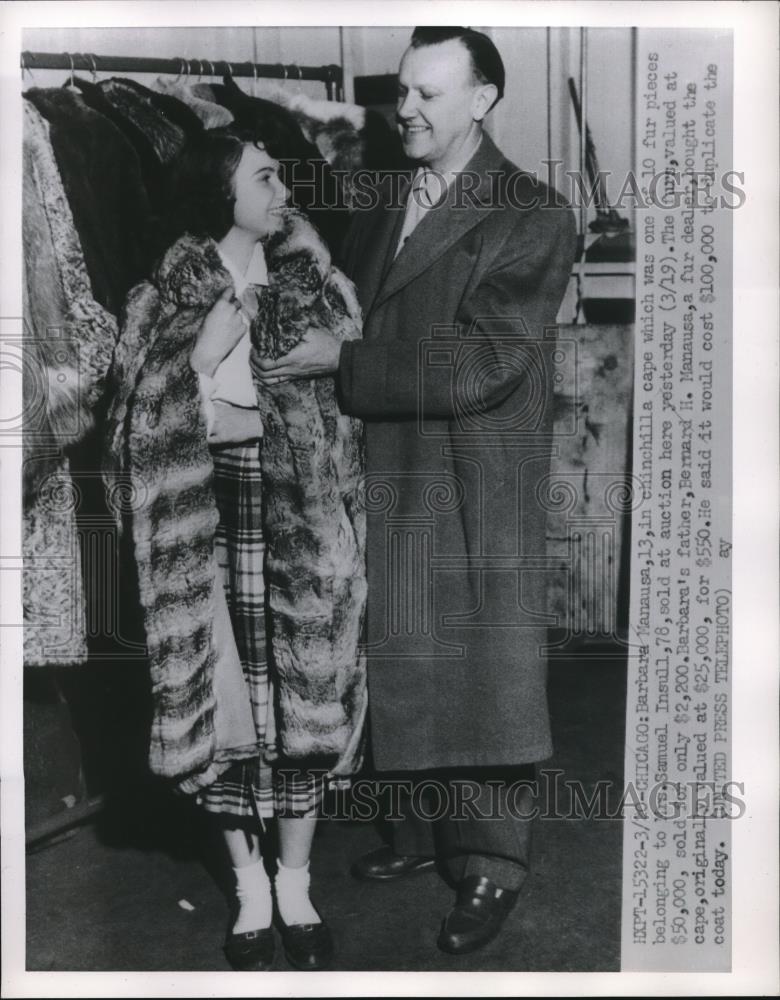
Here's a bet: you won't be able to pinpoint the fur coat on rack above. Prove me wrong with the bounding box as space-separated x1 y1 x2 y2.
104 209 366 792
22 100 119 666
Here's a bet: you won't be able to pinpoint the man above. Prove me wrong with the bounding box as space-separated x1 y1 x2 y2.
256 26 577 954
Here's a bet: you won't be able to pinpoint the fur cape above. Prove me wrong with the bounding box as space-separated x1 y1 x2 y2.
252 210 367 773
104 210 366 791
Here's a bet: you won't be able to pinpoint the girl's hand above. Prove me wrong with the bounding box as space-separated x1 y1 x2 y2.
253 327 342 384
190 287 249 378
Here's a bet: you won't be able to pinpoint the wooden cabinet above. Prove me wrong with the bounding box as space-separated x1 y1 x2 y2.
546 323 634 641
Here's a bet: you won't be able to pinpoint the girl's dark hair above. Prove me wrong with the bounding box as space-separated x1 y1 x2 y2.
160 93 350 254
163 126 271 244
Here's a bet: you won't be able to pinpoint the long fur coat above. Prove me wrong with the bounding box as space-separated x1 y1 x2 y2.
104 210 366 791
23 100 119 667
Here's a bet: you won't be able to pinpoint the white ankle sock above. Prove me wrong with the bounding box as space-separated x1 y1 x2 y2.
274 860 321 926
231 859 272 933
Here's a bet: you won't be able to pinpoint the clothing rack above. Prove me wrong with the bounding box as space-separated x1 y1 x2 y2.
21 51 344 101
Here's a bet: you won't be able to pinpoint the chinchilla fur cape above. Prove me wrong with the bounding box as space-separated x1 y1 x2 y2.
104 209 366 793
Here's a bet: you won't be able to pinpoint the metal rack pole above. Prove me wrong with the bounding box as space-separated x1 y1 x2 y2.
20 51 343 100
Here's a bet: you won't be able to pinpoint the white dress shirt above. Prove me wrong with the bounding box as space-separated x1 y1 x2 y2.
394 133 483 258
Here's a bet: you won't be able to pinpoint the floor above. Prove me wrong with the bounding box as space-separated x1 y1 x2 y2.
25 650 627 973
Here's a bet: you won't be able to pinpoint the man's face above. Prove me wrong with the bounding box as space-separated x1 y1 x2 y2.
396 39 491 172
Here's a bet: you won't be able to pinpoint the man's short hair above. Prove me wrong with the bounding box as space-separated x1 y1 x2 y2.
410 26 505 109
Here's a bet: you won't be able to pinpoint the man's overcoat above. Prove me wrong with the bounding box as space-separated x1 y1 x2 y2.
337 133 577 772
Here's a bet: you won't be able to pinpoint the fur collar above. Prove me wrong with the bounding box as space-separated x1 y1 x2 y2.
153 233 230 308
152 210 327 309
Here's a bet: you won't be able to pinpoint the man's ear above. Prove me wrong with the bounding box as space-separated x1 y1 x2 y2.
472 83 499 122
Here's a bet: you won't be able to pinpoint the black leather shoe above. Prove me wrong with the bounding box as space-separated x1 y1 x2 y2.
278 917 334 971
437 875 520 955
224 927 275 971
351 845 437 881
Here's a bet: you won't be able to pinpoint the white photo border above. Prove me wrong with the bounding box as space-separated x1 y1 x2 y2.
1 1 777 996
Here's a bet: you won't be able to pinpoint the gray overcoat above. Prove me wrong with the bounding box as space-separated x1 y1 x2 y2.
337 132 578 772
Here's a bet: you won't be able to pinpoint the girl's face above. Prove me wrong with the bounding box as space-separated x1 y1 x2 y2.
231 143 289 238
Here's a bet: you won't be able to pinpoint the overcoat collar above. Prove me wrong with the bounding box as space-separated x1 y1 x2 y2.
367 130 508 313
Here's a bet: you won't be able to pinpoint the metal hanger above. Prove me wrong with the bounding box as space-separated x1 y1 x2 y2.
65 53 78 90
21 51 36 85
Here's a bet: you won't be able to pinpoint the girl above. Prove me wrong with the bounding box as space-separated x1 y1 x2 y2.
106 125 363 971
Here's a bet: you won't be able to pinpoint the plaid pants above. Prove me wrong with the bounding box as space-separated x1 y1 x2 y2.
197 444 322 819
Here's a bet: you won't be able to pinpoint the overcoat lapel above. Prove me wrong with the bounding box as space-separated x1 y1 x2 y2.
373 132 507 310
352 173 410 326
379 176 411 284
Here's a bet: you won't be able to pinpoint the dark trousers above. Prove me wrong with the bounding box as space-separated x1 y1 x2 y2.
386 765 537 891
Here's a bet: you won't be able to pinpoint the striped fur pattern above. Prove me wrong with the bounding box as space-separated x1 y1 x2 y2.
105 212 366 789
252 209 367 776
113 241 225 788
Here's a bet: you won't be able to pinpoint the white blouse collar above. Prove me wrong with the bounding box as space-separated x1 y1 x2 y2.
217 241 269 297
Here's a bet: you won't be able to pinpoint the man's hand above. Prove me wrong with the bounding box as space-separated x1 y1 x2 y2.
253 327 342 385
191 287 249 378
